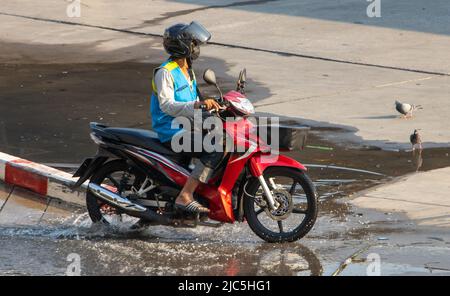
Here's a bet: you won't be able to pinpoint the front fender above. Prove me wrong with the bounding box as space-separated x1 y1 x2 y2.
248 153 307 177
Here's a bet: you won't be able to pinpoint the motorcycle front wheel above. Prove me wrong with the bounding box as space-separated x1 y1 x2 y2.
244 167 318 243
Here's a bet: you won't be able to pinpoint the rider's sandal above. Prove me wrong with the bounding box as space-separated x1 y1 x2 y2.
175 201 210 214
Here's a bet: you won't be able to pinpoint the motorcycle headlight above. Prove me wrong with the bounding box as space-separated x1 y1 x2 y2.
229 97 255 116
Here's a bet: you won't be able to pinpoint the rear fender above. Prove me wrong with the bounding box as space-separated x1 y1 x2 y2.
248 153 307 177
72 156 109 188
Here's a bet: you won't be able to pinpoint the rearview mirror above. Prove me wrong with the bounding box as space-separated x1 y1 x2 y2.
236 68 247 94
203 69 223 100
203 69 217 86
238 68 246 84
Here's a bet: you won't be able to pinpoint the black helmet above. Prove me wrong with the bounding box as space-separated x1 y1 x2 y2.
163 21 211 61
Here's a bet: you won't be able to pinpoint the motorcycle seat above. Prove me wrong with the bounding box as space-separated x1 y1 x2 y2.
103 127 178 157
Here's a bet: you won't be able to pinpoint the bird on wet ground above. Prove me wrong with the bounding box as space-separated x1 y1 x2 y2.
410 129 423 151
395 100 423 118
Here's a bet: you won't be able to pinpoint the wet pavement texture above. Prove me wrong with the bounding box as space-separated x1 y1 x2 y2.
1 62 450 275
0 62 154 162
0 61 255 163
1 183 450 276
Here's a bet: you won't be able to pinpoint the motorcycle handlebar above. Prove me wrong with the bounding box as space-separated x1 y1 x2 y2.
199 100 228 114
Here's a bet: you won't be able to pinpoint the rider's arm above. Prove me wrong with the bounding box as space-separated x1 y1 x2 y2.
155 68 199 118
196 86 205 101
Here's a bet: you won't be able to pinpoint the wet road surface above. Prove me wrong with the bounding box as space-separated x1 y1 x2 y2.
2 181 450 276
1 62 450 276
2 164 450 276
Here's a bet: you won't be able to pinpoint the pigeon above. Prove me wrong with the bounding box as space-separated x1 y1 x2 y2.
395 100 423 118
410 129 423 151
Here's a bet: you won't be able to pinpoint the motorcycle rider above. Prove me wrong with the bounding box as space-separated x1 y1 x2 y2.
150 21 224 214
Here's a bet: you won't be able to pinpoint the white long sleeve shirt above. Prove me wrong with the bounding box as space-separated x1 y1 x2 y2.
154 68 198 118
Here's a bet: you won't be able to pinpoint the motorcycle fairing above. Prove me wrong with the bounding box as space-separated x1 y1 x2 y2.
249 153 307 177
126 144 235 222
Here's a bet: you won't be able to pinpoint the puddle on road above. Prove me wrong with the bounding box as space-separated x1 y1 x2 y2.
2 62 450 275
0 60 268 162
0 218 325 276
3 61 450 230
285 131 450 222
1 216 446 276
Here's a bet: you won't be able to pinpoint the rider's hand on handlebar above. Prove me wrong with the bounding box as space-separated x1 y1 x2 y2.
200 98 225 112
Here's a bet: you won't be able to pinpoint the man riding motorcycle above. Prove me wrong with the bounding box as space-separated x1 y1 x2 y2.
72 21 318 242
150 21 223 214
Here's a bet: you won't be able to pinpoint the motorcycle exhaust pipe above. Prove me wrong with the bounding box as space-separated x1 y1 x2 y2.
87 183 171 225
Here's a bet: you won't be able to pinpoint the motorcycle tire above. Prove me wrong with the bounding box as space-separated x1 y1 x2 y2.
244 167 318 243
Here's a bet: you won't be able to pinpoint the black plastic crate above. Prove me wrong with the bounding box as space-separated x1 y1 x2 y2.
257 124 309 151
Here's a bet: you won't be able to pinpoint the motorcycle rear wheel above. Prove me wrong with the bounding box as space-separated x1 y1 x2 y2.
244 167 318 243
86 160 145 225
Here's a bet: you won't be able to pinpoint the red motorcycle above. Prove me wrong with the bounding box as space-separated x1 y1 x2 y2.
72 69 318 242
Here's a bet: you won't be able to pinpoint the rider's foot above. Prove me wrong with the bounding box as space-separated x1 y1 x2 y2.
175 192 209 214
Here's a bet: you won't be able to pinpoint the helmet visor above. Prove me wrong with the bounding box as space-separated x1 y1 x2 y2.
183 21 211 44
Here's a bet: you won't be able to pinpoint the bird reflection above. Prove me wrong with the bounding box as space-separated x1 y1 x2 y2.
413 149 423 172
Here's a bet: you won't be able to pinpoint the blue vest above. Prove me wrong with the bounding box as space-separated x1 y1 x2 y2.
150 60 198 143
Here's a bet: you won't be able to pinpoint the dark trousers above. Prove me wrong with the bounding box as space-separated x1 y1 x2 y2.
163 131 224 183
